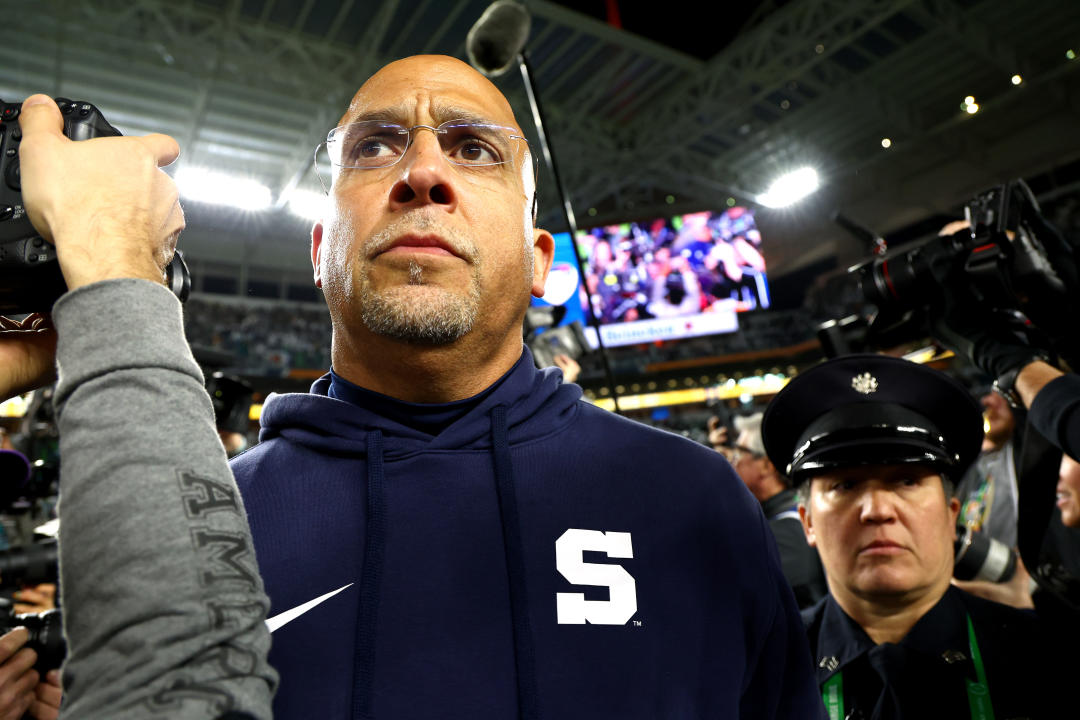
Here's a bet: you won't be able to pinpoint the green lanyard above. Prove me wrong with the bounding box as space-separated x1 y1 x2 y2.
820 613 994 720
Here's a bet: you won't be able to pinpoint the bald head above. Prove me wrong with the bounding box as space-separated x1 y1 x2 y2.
339 55 521 132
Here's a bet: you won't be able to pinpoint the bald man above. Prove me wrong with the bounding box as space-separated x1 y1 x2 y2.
227 56 819 719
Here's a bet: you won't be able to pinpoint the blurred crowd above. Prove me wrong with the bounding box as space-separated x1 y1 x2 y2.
183 297 331 375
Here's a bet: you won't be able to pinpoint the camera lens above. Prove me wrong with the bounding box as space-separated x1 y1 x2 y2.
954 524 1016 582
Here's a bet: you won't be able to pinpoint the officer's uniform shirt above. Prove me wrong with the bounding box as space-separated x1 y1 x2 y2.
803 586 1064 720
763 355 1071 717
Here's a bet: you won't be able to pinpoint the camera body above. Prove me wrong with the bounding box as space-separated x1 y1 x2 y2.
0 605 64 673
0 97 190 313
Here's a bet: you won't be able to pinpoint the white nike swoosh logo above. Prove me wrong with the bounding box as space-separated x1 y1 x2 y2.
265 583 354 633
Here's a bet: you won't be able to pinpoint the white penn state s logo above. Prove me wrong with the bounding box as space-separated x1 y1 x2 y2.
555 529 637 625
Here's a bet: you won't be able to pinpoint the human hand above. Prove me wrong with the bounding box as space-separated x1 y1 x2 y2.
13 584 56 615
0 314 56 401
928 260 1042 380
731 237 765 272
17 94 185 291
951 555 1035 610
552 354 580 383
710 242 742 282
28 669 60 720
707 416 734 462
0 628 40 720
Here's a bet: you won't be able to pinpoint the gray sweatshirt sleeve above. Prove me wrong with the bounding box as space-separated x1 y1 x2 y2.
51 279 276 719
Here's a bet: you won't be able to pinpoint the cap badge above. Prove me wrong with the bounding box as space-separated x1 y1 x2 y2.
851 372 878 395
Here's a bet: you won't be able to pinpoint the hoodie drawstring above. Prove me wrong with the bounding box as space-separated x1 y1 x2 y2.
350 416 538 719
353 430 386 720
491 405 540 720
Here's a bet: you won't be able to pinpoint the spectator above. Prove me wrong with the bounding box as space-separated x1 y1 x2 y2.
955 390 1020 549
1058 453 1080 527
732 413 827 609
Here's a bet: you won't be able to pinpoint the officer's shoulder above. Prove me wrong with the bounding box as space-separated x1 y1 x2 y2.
801 596 827 631
954 588 1051 659
956 587 1042 630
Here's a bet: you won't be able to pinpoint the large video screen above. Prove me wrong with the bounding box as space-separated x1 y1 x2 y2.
534 208 770 348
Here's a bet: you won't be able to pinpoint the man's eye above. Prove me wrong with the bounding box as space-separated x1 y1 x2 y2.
354 136 396 159
451 138 499 164
831 480 856 492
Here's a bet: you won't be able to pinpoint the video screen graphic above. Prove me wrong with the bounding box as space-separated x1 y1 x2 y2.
534 207 770 348
533 230 587 328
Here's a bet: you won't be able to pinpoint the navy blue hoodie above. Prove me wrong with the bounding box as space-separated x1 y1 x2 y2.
232 350 821 719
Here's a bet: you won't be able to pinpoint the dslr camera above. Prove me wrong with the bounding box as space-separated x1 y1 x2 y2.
0 603 64 673
0 97 190 313
0 542 63 673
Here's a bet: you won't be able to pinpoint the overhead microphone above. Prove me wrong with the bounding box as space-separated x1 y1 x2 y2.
466 0 531 77
465 0 623 412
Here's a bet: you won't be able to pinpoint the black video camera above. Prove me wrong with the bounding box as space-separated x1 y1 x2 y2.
0 97 190 313
819 179 1077 363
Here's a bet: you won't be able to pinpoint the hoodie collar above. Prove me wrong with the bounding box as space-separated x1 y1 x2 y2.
327 362 509 437
258 345 582 456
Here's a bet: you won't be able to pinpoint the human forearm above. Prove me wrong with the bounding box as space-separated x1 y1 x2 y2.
1015 359 1064 410
52 280 275 719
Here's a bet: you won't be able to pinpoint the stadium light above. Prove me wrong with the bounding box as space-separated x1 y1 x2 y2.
175 168 272 211
757 167 820 208
285 189 327 221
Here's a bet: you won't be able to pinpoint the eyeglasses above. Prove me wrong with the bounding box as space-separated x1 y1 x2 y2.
314 119 533 194
322 119 527 171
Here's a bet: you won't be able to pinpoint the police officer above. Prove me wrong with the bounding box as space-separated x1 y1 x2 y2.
762 354 1066 720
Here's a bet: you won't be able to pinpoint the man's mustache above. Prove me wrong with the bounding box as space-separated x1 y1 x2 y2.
365 215 479 264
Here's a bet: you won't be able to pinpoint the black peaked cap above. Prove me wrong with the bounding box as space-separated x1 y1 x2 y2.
762 354 983 482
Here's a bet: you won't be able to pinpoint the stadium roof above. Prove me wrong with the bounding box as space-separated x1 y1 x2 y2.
5 0 1079 287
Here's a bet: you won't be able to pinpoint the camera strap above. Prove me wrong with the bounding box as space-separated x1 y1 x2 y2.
819 613 993 720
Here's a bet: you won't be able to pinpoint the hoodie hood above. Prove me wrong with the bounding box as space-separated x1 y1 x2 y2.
258 346 582 456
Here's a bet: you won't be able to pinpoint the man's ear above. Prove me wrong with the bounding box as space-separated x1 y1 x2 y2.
799 503 816 547
531 228 555 298
311 221 324 288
